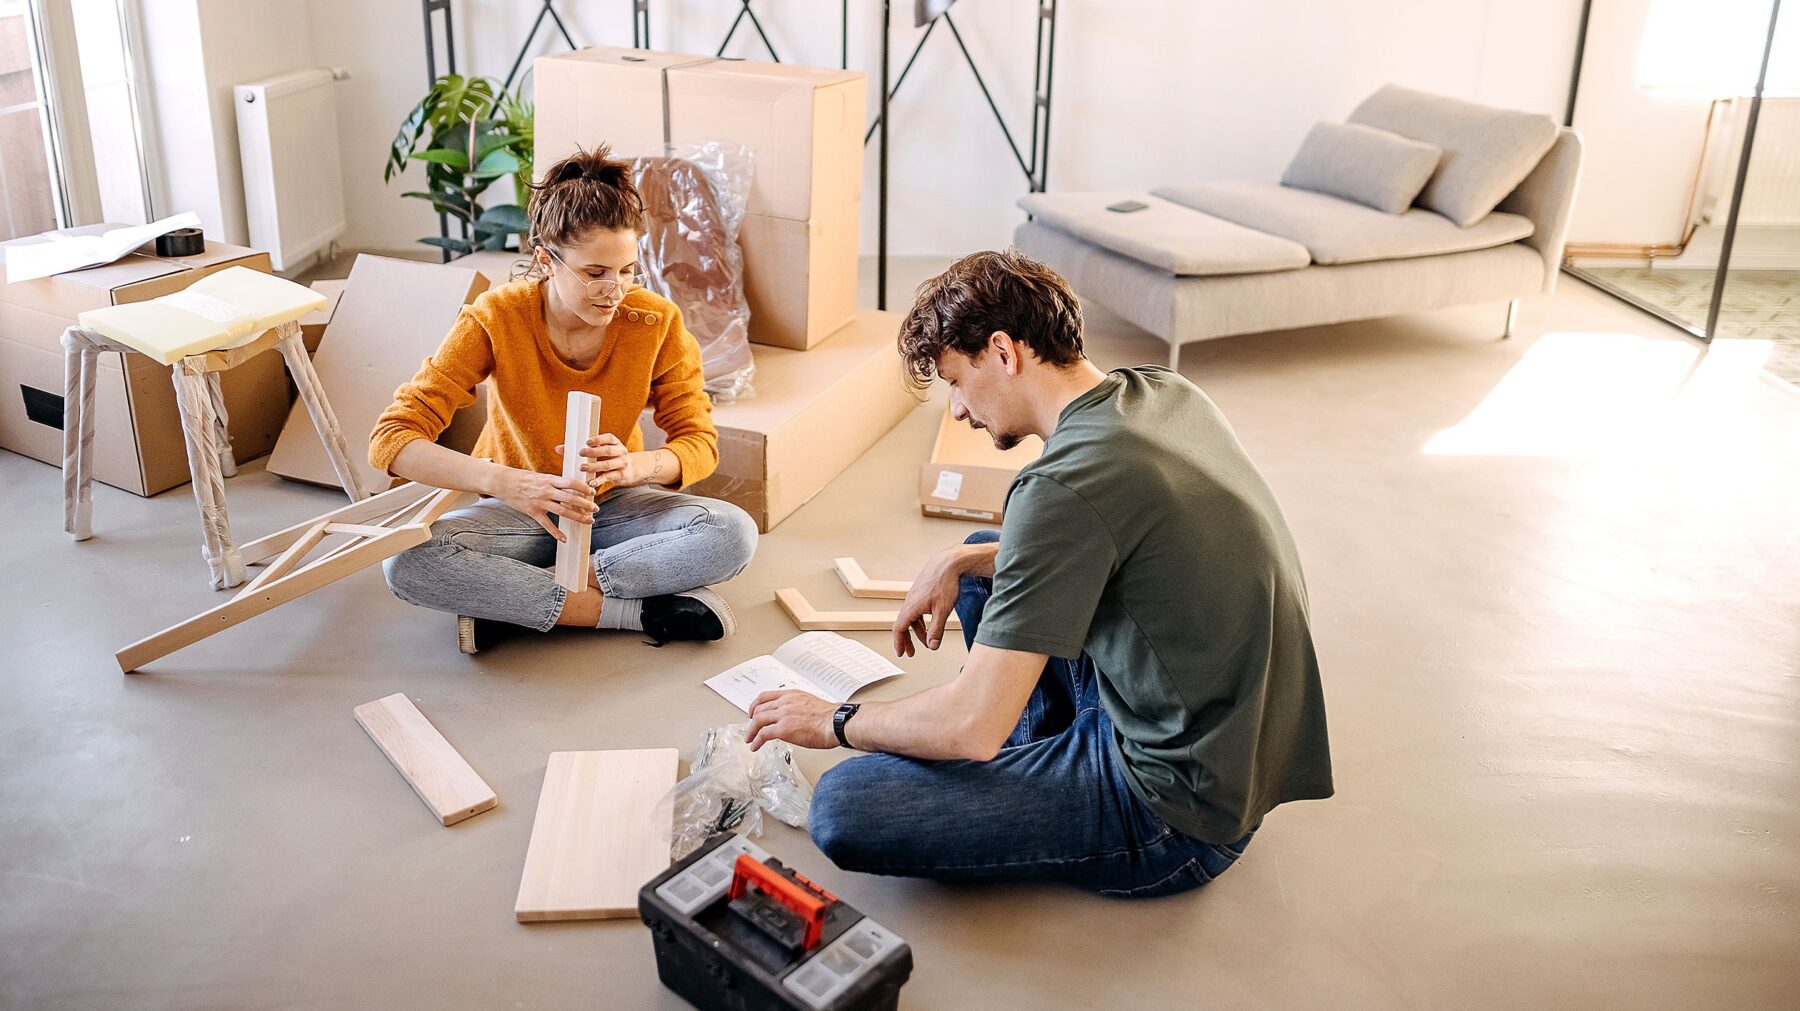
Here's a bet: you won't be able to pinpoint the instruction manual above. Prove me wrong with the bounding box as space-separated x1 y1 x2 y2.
706 632 903 712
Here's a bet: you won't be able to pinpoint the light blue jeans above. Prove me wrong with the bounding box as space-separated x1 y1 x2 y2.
383 487 758 631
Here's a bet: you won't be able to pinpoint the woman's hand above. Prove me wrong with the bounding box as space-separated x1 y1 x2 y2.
488 465 595 540
556 434 665 489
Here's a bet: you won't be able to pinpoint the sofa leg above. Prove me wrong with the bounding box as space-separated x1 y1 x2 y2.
1503 298 1520 340
1169 341 1183 371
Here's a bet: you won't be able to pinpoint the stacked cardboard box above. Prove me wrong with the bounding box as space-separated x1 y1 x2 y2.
0 230 287 496
535 47 864 351
919 408 1044 524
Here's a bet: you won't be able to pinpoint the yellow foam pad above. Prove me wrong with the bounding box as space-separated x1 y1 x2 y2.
76 266 329 366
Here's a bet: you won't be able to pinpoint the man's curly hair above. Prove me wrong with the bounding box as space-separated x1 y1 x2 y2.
897 249 1085 394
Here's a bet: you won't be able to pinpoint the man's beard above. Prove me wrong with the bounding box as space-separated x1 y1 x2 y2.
989 429 1023 451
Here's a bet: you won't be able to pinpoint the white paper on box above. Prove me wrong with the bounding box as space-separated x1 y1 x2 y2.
932 470 964 502
3 213 203 283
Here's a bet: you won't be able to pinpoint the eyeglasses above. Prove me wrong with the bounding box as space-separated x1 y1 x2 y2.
545 248 644 302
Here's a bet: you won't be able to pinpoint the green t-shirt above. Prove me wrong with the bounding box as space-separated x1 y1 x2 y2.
973 367 1332 842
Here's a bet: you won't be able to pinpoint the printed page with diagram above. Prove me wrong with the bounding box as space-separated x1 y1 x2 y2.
705 632 902 712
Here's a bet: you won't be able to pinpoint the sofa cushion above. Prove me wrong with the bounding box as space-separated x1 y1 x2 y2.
1347 85 1559 227
1152 180 1534 266
1016 192 1310 276
1280 122 1442 213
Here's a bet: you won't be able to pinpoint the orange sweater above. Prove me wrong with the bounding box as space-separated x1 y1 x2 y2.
368 280 718 489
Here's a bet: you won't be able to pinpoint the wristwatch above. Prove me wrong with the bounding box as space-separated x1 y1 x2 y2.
832 703 862 749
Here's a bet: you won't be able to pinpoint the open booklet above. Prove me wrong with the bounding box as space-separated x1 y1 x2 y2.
706 632 903 713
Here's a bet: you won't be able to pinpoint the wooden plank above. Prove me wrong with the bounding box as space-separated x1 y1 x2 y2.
833 557 911 600
515 749 677 923
116 525 432 672
239 481 434 565
353 693 497 826
774 587 961 633
555 392 602 592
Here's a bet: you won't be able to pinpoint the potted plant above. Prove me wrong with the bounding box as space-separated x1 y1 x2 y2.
386 74 534 256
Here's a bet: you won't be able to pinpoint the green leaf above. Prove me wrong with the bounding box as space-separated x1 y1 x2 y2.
476 203 528 232
401 190 473 221
471 148 521 179
420 236 475 255
411 148 469 171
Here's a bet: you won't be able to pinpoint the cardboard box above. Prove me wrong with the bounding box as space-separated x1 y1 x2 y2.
739 211 858 351
299 279 347 354
267 255 490 492
0 231 286 496
919 407 1043 524
534 47 866 222
534 48 865 350
642 310 918 531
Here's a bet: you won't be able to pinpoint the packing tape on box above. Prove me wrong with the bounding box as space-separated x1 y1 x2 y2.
155 227 204 257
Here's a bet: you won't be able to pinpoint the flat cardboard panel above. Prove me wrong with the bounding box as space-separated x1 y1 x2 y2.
300 279 346 354
919 407 1044 524
514 749 677 922
354 693 497 827
643 310 917 531
739 211 858 350
267 255 490 491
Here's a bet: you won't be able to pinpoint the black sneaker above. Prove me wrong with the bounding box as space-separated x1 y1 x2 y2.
640 587 737 645
456 615 529 655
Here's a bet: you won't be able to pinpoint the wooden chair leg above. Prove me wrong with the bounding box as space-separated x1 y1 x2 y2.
278 326 369 501
205 370 237 478
172 359 245 589
60 330 87 539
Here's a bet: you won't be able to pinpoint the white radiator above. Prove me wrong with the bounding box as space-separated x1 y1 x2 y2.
1698 96 1800 228
234 68 346 272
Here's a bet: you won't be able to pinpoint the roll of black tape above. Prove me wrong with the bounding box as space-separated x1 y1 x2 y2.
155 227 204 257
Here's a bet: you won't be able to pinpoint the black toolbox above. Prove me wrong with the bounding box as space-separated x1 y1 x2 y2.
639 834 913 1010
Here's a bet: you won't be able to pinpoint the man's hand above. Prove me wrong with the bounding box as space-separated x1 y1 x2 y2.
488 465 594 540
745 690 839 751
894 544 976 657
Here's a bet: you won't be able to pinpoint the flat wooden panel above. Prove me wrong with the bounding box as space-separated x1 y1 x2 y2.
354 693 496 827
514 749 677 923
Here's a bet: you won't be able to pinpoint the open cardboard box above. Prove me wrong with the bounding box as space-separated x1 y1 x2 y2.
534 47 863 350
267 255 490 491
919 407 1044 524
643 309 918 531
0 230 284 496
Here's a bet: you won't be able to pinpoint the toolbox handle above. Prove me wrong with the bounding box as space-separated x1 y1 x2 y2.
728 854 837 952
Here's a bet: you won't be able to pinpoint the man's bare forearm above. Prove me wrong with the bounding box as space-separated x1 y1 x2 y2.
841 644 1045 761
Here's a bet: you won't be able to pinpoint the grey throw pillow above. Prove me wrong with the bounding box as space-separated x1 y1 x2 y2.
1349 84 1559 227
1280 122 1442 214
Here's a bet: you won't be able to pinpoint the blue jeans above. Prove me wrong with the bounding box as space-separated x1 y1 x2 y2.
808 531 1253 897
383 486 757 631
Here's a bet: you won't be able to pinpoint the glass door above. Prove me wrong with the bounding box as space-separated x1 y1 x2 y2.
0 0 64 239
1564 0 1795 358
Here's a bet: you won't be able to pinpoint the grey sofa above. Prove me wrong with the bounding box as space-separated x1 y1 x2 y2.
1014 86 1584 367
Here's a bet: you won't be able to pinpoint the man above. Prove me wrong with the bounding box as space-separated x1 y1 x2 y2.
747 250 1331 897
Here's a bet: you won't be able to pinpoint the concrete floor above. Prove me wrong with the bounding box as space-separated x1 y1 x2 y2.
3 263 1798 1009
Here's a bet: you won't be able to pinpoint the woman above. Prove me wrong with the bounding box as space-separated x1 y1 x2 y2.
371 146 757 654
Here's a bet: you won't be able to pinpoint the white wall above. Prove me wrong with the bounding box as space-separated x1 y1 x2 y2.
187 0 1588 257
137 0 316 244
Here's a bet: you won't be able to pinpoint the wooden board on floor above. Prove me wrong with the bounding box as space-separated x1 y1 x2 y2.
353 693 496 827
555 391 602 592
514 748 678 923
775 587 960 633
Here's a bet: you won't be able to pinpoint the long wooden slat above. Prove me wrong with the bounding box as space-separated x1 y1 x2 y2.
354 693 497 826
116 525 432 672
774 587 961 633
833 557 912 600
555 393 602 593
515 749 677 922
238 482 435 565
